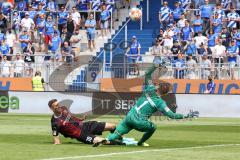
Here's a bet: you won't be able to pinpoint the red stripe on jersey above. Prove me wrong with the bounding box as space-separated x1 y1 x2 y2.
51 107 83 139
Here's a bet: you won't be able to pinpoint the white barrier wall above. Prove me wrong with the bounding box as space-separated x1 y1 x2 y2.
176 94 240 117
1 91 240 117
1 92 93 114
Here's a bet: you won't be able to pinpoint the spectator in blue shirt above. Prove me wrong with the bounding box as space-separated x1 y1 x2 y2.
100 5 110 38
181 20 193 42
192 14 203 35
16 0 27 18
172 1 184 22
19 29 30 52
159 1 172 30
173 53 185 79
46 0 57 12
12 11 20 39
85 13 96 51
36 14 45 51
77 0 91 20
1 0 13 16
207 29 218 49
58 6 68 35
211 13 222 34
36 14 45 35
185 40 197 57
214 3 225 20
28 5 37 20
227 40 239 79
198 42 212 56
204 76 216 94
0 31 5 42
35 3 46 27
126 36 141 75
49 31 61 60
44 15 55 53
0 40 10 56
232 28 240 54
227 40 238 66
199 0 213 32
172 22 181 41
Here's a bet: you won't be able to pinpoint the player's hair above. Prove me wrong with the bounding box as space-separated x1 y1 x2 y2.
158 82 172 95
48 99 57 108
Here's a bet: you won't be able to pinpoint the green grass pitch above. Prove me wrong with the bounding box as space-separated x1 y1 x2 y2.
1 114 240 160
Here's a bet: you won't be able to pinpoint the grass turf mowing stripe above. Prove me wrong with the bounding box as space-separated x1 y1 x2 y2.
39 143 240 160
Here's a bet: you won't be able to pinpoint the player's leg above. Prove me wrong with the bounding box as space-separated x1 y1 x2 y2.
77 132 106 147
133 119 157 146
107 119 132 141
103 122 116 133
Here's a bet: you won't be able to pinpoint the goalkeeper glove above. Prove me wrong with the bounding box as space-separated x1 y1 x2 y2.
153 57 167 67
185 109 200 118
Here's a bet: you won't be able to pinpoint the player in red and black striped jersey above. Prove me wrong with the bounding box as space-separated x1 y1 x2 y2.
48 99 120 147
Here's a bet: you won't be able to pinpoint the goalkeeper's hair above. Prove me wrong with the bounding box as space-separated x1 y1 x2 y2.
158 82 172 95
48 99 57 108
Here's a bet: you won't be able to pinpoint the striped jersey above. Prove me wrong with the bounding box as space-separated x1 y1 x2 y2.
212 18 222 34
106 0 115 13
227 12 239 28
213 8 225 19
92 0 101 11
221 0 231 8
179 0 191 9
159 6 172 21
233 32 240 46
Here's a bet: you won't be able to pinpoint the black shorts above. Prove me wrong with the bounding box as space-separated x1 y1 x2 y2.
77 121 106 144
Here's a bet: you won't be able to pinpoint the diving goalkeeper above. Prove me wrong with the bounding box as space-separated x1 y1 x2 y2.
105 62 198 147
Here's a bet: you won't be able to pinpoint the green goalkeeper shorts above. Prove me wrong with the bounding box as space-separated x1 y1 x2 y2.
116 111 157 135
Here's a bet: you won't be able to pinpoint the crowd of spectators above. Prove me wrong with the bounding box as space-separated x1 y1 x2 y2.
153 0 240 80
0 0 132 77
0 0 240 80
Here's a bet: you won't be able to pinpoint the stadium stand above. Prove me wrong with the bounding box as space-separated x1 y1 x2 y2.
0 0 240 91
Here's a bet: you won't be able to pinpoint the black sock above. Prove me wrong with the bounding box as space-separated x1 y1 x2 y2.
109 140 126 145
110 128 116 133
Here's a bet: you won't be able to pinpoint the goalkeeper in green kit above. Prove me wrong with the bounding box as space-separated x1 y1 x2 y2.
104 60 199 147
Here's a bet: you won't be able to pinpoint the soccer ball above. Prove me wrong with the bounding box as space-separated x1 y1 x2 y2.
129 7 142 21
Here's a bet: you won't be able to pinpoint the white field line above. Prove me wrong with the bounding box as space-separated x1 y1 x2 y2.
39 143 240 160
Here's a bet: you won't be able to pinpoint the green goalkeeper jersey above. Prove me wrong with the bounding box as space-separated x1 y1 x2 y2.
129 65 186 119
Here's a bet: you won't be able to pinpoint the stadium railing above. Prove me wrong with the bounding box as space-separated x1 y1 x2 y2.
2 54 240 79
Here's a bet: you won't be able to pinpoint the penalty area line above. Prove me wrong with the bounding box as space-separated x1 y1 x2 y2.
39 143 240 160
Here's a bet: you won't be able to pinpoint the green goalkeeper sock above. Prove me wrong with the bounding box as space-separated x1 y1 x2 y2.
107 132 122 141
138 130 155 145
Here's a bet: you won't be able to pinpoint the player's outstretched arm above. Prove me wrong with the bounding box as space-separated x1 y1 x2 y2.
161 106 199 119
144 64 157 85
53 136 61 145
161 106 188 119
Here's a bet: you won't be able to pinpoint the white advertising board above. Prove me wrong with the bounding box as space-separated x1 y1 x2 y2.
1 91 240 117
176 94 240 117
0 91 92 114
